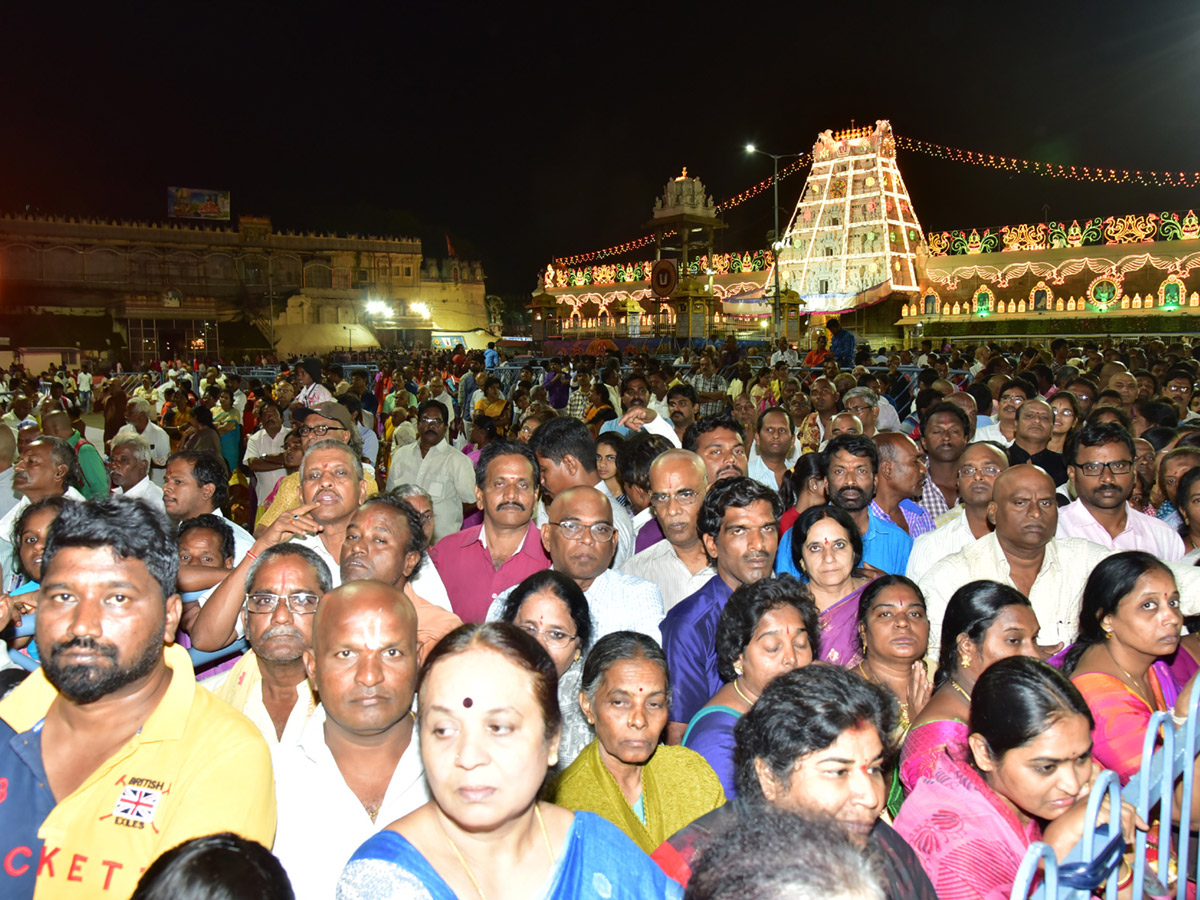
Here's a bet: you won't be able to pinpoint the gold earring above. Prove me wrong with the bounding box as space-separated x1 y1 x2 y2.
960 655 971 669
734 663 744 676
1103 629 1113 640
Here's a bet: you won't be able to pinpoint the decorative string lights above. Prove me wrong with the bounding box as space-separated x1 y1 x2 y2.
553 135 1200 267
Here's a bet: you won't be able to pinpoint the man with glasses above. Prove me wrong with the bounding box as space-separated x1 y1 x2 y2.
1057 421 1185 559
485 484 664 642
1163 366 1200 423
622 449 715 611
429 441 551 623
975 379 1029 446
207 544 331 753
385 400 476 542
906 441 1008 583
1063 376 1100 419
256 401 378 535
841 387 881 439
1007 397 1067 486
273 579 430 900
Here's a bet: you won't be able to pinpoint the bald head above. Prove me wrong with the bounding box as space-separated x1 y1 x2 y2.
547 484 613 525
988 464 1057 551
650 448 707 488
542 485 617 587
312 579 417 656
874 432 916 464
40 410 73 440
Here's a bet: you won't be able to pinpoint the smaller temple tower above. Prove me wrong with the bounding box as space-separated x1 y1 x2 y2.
776 120 924 314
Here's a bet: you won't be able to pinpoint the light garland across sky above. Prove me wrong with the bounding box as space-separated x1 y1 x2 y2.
553 136 1200 267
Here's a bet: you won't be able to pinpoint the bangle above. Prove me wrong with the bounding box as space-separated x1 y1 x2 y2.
244 550 258 561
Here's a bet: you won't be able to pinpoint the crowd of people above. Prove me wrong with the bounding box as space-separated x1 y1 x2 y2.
1 325 1199 899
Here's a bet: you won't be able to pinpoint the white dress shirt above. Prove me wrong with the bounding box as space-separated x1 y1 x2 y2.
876 398 903 433
918 533 1200 661
747 445 799 492
243 427 288 507
973 422 1014 447
386 440 477 542
905 509 982 584
112 475 165 513
117 421 171 485
533 479 638 570
272 706 429 900
487 567 665 643
200 667 317 761
621 540 716 612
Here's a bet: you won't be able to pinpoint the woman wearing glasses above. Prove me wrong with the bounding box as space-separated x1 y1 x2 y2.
1047 391 1081 455
500 570 595 770
552 632 725 853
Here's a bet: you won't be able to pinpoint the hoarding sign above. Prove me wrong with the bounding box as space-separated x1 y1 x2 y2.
168 187 230 220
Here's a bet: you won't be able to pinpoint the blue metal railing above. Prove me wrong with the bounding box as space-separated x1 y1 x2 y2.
1010 684 1200 900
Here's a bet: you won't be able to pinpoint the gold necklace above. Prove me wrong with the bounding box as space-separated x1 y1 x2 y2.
439 805 555 900
859 660 911 731
949 679 972 703
732 678 754 706
1107 645 1158 710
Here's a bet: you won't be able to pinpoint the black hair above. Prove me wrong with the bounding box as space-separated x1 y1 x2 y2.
791 505 863 575
820 433 879 476
204 385 223 401
11 495 72 579
1132 399 1179 431
177 514 235 562
855 574 925 647
1065 420 1135 468
666 383 698 404
168 450 230 509
755 405 795 434
696 476 784 542
1142 425 1180 452
683 806 882 900
965 383 993 417
715 575 819 683
581 631 671 707
43 497 179 597
358 493 429 576
474 440 541 491
1084 405 1131 432
416 399 447 425
921 400 971 436
130 833 293 900
1176 465 1200 535
337 393 361 417
620 373 650 395
616 432 673 493
998 379 1033 403
913 387 941 419
970 656 1093 762
594 431 624 456
244 542 334 596
483 376 502 393
1065 377 1100 399
418 623 562 742
779 452 826 512
1165 366 1195 390
528 416 598 473
190 404 215 428
683 415 747 453
733 665 896 801
1061 551 1175 675
499 569 594 650
935 580 1034 689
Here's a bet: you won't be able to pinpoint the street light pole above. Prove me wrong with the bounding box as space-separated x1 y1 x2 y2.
746 144 802 342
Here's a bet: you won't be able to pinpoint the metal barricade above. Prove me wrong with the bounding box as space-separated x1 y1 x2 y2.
1010 682 1200 900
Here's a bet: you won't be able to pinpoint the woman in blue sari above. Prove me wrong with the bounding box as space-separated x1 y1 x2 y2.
338 623 680 900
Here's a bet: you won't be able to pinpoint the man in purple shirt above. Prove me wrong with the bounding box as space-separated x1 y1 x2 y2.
429 441 551 622
660 475 783 743
543 358 571 411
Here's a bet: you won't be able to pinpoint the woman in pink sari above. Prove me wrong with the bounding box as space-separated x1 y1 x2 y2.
895 657 1141 900
1063 552 1200 785
901 580 1041 792
773 505 875 668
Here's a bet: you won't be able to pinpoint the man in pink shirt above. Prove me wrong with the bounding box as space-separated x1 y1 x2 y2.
429 440 551 622
1056 420 1184 559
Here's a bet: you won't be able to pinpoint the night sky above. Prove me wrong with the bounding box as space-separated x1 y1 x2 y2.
4 1 1199 297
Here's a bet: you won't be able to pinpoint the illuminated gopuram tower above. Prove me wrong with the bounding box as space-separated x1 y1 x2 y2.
775 120 924 317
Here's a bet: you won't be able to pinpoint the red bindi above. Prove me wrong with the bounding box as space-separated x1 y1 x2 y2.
463 698 473 708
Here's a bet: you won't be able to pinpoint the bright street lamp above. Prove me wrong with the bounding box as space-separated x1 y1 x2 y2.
745 143 803 340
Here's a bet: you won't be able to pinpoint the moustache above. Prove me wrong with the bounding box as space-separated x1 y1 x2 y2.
50 635 119 662
260 625 304 643
498 501 526 511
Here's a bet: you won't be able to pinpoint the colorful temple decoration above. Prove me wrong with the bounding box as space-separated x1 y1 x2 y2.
926 210 1199 257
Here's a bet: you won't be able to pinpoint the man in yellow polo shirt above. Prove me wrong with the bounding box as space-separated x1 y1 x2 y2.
0 498 275 899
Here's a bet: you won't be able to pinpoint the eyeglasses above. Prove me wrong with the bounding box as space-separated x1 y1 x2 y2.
419 416 446 426
958 465 1004 478
1074 460 1134 477
1052 408 1075 418
844 404 874 415
245 592 321 615
548 520 616 542
517 623 579 649
999 393 1027 403
649 488 702 510
1166 383 1194 394
298 424 346 437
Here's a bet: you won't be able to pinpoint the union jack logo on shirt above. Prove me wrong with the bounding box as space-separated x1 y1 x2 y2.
113 786 162 823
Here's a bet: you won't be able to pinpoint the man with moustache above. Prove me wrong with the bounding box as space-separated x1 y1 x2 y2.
341 495 461 657
622 449 715 612
870 433 933 537
1056 421 1184 559
486 485 664 641
661 476 781 743
684 416 750 486
918 402 972 518
1007 397 1067 487
917 464 1200 661
666 384 699 444
0 499 275 900
108 432 165 512
116 397 171 486
906 441 1009 583
40 410 108 500
429 441 551 622
161 450 255 560
776 434 913 579
385 400 475 541
600 373 655 437
272 581 430 900
207 544 331 753
0 436 86 567
188 440 368 651
748 408 798 491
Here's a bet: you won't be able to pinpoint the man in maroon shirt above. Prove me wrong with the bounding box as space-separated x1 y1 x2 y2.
429 440 551 622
